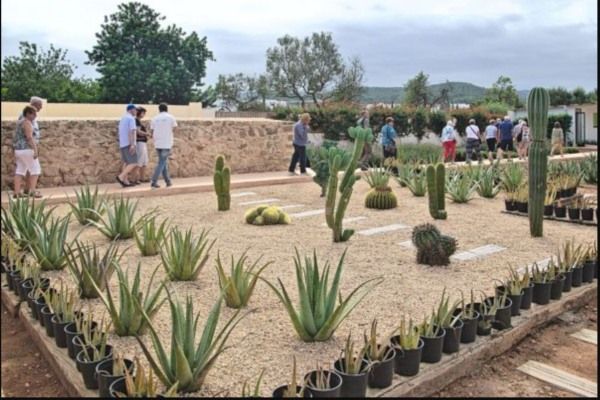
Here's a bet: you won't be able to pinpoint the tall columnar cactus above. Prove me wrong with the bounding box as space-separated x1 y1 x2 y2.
527 88 550 237
326 127 373 242
426 163 447 219
213 155 231 211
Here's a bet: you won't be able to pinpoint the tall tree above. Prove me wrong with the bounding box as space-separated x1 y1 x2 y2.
403 71 450 108
86 2 214 104
484 75 521 107
332 57 365 103
571 86 589 104
547 87 574 106
215 73 269 110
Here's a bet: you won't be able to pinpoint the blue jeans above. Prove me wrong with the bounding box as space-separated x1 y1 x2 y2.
151 148 171 184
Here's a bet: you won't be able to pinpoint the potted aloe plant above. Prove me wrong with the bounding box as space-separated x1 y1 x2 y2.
515 183 529 214
562 239 584 288
477 298 494 336
272 356 310 398
362 319 396 389
484 291 512 331
95 352 134 398
455 289 480 344
65 312 98 360
419 313 446 363
242 369 265 398
567 197 581 220
554 199 567 218
333 333 370 397
392 316 424 376
582 242 597 283
546 260 566 300
304 364 343 398
76 323 113 390
47 287 80 348
496 265 526 316
531 262 553 305
518 267 535 310
109 358 178 398
433 289 463 354
581 197 595 221
543 185 555 216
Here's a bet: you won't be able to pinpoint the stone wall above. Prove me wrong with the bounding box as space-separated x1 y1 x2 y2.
1 119 294 189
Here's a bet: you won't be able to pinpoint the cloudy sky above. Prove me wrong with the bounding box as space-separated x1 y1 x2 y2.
1 0 597 90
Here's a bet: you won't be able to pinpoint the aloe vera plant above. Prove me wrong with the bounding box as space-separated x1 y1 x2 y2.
115 357 178 398
4 196 54 248
500 162 525 193
363 319 395 361
134 216 169 257
215 250 272 308
419 313 442 338
476 166 501 198
69 184 106 225
43 281 80 323
433 288 461 328
505 264 529 295
446 172 477 203
65 240 124 298
531 262 550 284
339 332 369 374
29 215 73 271
306 364 336 390
279 356 305 398
86 263 166 336
92 197 147 240
241 369 265 397
76 314 112 362
134 289 245 392
401 168 428 197
160 227 216 281
396 316 421 349
262 249 383 342
458 289 477 320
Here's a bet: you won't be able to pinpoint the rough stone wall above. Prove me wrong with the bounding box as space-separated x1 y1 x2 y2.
1 119 294 189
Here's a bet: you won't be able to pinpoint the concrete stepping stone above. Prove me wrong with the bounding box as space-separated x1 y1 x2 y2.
239 198 280 206
517 360 597 397
357 223 410 236
320 216 368 227
570 329 597 345
289 209 325 218
231 191 257 198
451 251 479 261
399 240 415 249
468 244 507 256
279 204 305 210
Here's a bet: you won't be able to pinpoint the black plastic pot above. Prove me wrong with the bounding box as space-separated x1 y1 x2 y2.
520 283 534 310
8 270 21 292
554 206 566 218
392 336 424 376
76 344 113 390
543 205 554 216
442 319 463 354
17 278 33 302
477 315 493 336
64 323 81 359
420 327 446 363
33 296 48 326
364 347 395 389
490 297 512 330
454 309 479 344
532 281 552 305
51 315 72 348
562 269 573 292
272 385 312 398
96 358 134 398
505 200 517 211
27 291 39 319
581 208 594 221
568 208 581 220
40 305 55 337
571 266 583 287
516 201 528 213
333 358 369 398
582 261 595 283
108 376 126 398
550 274 565 300
304 369 342 398
504 292 523 316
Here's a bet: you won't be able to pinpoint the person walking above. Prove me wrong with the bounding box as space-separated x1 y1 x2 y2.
116 104 138 187
13 106 42 198
465 119 483 164
496 116 514 161
550 121 564 157
484 119 498 163
380 117 397 160
16 96 44 196
288 113 310 176
517 120 530 160
357 109 372 170
134 107 150 183
441 120 457 163
149 103 177 188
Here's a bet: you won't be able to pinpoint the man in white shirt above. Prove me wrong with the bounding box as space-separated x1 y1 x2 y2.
484 119 499 163
465 119 483 164
150 103 178 188
116 104 138 187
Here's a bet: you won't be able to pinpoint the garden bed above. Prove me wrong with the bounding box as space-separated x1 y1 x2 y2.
6 179 598 396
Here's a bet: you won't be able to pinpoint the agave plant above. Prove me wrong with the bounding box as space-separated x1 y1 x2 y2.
215 250 272 308
160 227 216 281
476 166 501 199
400 168 427 197
86 263 166 336
446 172 477 203
68 184 106 225
92 197 148 240
115 357 178 398
65 240 124 298
28 215 74 271
134 290 245 393
262 248 383 342
241 369 266 397
134 216 169 257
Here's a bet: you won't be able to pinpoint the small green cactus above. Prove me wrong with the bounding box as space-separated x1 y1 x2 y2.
412 223 456 266
213 155 231 211
426 163 447 219
365 189 397 209
245 206 291 226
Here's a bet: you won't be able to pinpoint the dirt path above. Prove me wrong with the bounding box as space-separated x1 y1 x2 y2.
1 304 67 397
435 298 598 398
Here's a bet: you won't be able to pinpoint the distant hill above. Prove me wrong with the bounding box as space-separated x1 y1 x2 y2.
361 81 487 105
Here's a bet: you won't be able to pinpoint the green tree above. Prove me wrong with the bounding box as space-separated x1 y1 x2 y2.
571 86 589 104
403 72 450 108
215 73 269 110
484 75 521 107
191 85 217 108
547 87 574 106
86 2 214 104
1 41 75 102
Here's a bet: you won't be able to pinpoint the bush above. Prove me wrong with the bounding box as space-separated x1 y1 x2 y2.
547 114 572 140
397 144 442 164
428 111 447 135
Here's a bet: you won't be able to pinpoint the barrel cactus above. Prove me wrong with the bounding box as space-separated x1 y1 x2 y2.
213 155 231 211
426 163 447 219
411 223 457 266
245 205 291 226
364 168 397 210
527 88 550 237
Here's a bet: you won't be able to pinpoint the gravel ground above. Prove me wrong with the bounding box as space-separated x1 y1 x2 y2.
45 179 596 396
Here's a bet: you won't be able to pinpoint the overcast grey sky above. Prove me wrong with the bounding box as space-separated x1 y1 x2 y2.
1 0 597 90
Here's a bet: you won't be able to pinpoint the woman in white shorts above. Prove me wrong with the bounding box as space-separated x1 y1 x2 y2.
13 105 42 198
134 107 150 183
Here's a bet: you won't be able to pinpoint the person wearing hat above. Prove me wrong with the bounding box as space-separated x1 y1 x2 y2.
465 118 483 164
441 119 457 163
116 104 139 187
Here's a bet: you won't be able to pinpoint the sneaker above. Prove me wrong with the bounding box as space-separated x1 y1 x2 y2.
166 181 173 188
300 172 309 176
151 182 160 189
288 171 296 176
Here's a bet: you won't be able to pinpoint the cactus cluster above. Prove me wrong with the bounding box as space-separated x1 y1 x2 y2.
412 223 457 266
213 155 231 211
426 163 447 219
244 205 291 226
364 168 397 210
326 126 373 242
527 88 550 237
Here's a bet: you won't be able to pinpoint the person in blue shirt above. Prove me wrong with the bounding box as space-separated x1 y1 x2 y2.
380 117 397 160
288 113 310 175
496 116 514 161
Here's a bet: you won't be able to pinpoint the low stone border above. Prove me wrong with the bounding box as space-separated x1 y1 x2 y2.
1 276 596 398
501 210 597 227
367 281 597 397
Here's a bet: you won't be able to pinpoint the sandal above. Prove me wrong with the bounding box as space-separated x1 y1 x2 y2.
29 190 43 198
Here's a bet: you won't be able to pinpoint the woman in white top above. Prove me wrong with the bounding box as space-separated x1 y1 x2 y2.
517 120 530 160
465 119 483 164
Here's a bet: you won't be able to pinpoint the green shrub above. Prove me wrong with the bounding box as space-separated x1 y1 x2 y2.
396 144 442 164
428 111 447 135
